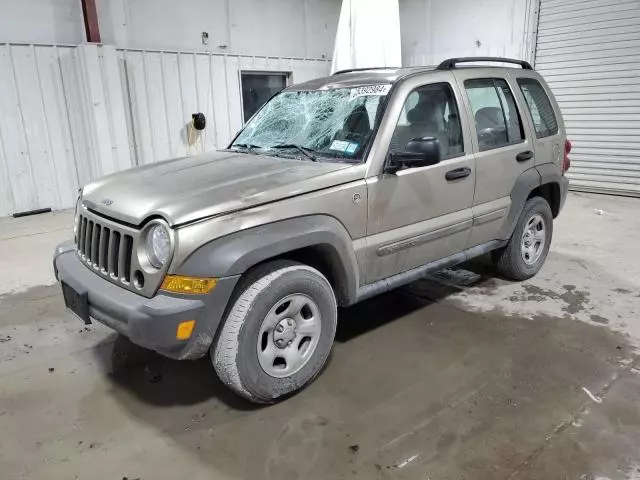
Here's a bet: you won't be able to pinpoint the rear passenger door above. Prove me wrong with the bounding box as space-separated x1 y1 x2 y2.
453 70 534 248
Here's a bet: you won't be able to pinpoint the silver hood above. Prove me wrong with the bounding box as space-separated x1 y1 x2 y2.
81 151 360 227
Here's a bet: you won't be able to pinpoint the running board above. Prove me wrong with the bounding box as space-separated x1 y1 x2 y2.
355 240 506 303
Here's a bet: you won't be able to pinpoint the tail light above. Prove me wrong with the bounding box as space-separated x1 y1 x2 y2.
562 140 572 174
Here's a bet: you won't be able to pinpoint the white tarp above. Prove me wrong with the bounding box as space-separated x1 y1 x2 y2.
331 0 402 74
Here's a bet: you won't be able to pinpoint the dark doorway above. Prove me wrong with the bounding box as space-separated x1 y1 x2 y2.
241 72 288 122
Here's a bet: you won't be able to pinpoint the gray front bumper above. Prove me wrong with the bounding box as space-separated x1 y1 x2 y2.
54 242 239 359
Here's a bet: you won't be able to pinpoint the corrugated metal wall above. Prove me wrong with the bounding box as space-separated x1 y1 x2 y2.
535 0 640 196
0 44 82 216
0 43 330 217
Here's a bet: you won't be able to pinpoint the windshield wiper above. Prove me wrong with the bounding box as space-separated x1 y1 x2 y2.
231 143 262 153
270 144 318 162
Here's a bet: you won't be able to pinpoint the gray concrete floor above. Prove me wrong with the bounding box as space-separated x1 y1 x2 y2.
1 192 639 480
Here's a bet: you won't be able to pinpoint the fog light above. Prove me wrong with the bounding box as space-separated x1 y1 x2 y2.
177 320 196 340
160 275 217 294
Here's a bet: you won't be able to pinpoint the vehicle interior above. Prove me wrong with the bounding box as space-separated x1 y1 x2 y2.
389 84 464 159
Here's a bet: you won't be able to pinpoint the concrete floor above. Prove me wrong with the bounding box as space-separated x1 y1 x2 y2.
1 192 639 480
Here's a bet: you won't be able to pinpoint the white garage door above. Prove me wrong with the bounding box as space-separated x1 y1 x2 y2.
534 0 640 196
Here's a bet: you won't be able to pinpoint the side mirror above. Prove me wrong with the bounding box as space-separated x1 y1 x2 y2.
386 137 441 174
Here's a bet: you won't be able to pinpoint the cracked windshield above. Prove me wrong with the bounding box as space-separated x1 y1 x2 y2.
231 85 390 161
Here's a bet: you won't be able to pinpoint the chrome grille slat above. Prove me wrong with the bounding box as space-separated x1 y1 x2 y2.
85 221 93 264
118 233 127 283
77 216 83 256
80 217 87 258
99 227 109 272
92 224 101 267
106 229 116 276
123 235 133 283
112 231 121 278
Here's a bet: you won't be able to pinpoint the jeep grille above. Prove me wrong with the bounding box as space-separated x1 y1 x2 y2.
76 212 134 284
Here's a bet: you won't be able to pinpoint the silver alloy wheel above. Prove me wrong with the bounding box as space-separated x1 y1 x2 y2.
521 213 546 265
257 293 322 378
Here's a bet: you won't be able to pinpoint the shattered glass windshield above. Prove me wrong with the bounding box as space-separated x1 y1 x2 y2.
231 85 391 162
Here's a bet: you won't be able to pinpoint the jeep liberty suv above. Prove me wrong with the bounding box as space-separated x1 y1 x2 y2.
54 57 570 403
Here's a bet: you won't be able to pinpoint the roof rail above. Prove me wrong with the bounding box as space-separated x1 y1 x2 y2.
436 57 533 70
332 66 400 75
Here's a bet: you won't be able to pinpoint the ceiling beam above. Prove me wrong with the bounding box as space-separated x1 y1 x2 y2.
80 0 101 43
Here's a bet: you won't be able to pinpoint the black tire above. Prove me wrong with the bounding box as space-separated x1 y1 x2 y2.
212 260 337 404
493 196 553 281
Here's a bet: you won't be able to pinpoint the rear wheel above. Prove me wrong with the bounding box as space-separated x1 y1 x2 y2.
493 196 553 281
212 260 337 404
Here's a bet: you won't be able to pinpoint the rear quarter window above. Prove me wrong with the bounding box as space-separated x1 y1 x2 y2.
517 78 558 138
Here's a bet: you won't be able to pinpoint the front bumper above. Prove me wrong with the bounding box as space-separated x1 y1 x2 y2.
54 241 239 360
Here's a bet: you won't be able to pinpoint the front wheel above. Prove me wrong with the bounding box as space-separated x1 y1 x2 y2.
493 196 553 281
212 260 337 404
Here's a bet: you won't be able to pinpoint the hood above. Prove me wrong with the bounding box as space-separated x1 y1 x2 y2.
81 151 361 226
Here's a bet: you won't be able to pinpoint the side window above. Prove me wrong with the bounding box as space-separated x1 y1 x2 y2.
517 78 558 138
389 83 464 160
464 78 524 152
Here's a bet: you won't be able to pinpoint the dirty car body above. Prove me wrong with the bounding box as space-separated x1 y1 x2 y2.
54 57 569 403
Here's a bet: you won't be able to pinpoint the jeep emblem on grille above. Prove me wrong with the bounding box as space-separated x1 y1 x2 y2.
101 198 114 206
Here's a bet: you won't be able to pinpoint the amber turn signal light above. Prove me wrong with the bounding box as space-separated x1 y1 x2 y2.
160 275 217 294
176 320 196 340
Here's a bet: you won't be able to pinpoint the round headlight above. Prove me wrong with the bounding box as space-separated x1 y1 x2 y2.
146 223 171 268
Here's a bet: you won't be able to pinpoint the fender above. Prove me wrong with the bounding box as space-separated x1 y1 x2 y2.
176 215 360 305
500 163 568 239
537 162 569 215
499 167 541 239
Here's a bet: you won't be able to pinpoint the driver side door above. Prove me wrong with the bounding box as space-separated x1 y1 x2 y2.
364 75 476 283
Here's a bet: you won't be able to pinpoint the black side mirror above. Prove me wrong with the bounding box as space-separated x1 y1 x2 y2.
386 137 441 174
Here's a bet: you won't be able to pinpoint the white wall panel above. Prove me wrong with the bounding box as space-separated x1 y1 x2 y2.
123 50 154 166
143 51 171 162
211 55 232 148
11 45 60 210
0 43 133 216
536 0 640 196
58 46 92 190
0 0 84 44
0 0 339 57
101 0 339 57
229 0 306 57
305 0 342 59
0 44 37 214
0 44 83 216
35 46 79 210
195 54 217 153
0 129 15 214
159 52 185 159
400 0 538 66
224 56 244 137
77 44 133 180
101 46 133 173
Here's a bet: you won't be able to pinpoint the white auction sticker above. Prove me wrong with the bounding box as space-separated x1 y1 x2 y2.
330 140 351 152
349 84 392 100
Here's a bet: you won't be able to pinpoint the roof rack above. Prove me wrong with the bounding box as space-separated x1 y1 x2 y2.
332 66 400 75
436 57 533 70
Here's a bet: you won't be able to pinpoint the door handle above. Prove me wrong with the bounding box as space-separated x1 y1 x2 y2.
445 167 471 181
516 151 534 162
